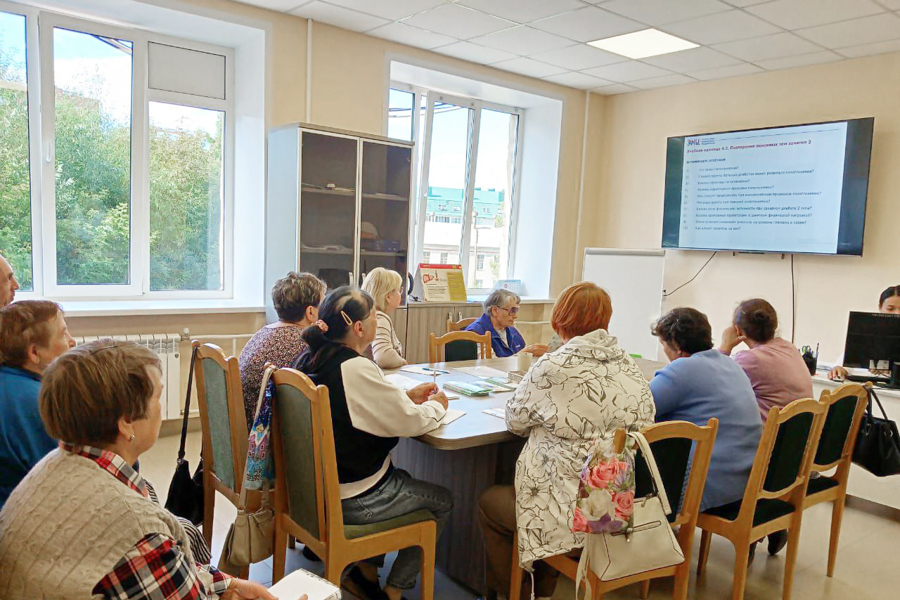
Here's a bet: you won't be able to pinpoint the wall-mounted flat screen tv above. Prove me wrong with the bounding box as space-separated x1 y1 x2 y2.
661 117 874 255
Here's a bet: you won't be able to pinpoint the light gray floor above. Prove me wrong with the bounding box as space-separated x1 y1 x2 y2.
142 428 900 600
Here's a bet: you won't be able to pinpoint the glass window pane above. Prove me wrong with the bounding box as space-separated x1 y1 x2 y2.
53 28 133 285
149 102 224 291
423 101 470 270
469 109 518 289
0 11 33 290
387 88 413 141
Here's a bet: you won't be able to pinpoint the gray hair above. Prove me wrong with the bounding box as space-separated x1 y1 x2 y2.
483 289 520 313
272 271 326 323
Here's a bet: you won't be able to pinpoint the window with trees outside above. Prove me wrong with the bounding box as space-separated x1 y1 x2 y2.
387 84 521 293
0 6 233 299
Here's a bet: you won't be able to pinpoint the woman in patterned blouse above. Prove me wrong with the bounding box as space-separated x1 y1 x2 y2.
477 282 655 600
239 271 326 428
0 340 280 600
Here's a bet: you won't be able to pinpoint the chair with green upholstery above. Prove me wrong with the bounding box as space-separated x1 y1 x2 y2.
270 367 437 600
428 330 491 363
801 383 868 577
696 398 827 600
192 341 250 553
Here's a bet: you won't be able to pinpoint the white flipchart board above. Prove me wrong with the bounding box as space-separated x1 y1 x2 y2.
581 248 665 360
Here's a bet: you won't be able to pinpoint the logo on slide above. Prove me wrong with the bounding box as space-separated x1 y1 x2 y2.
687 138 701 146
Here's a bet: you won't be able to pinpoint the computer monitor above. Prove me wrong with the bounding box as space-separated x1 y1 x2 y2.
842 311 900 370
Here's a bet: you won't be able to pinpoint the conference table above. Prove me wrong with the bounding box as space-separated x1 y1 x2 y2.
387 355 665 593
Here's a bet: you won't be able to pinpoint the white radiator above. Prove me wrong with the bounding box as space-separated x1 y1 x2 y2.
74 333 186 421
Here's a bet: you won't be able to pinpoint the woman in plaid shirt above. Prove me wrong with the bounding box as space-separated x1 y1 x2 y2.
0 340 284 600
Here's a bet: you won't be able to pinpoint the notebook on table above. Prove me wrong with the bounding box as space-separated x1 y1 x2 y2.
268 569 341 600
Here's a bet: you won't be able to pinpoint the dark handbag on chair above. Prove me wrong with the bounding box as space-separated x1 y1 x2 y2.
852 385 900 477
165 345 206 525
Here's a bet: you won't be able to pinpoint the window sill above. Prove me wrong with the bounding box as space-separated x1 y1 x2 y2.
58 298 265 318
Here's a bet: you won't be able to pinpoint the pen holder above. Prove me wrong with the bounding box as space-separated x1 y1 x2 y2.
802 351 817 376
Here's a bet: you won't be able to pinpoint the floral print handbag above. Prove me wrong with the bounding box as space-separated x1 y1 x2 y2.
571 438 636 534
573 432 684 596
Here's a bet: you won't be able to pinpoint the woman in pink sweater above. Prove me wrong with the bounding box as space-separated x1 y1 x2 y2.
719 298 813 422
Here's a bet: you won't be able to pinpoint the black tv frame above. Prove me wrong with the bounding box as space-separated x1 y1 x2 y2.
661 117 874 256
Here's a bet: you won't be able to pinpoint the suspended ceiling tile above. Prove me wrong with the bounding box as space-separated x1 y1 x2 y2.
368 22 458 49
756 50 844 70
582 60 674 82
641 46 741 71
530 43 628 71
434 41 518 65
402 3 514 39
543 71 615 89
712 32 823 62
490 57 569 78
602 0 732 27
688 61 763 80
795 12 900 48
457 0 587 24
471 26 576 55
746 0 885 31
662 10 781 45
289 1 390 31
531 6 645 43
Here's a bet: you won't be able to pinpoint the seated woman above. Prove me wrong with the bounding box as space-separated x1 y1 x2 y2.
240 271 326 428
0 300 75 509
361 267 407 369
466 289 548 358
650 308 762 512
720 298 813 422
0 340 274 600
478 282 655 600
292 286 452 600
830 284 900 379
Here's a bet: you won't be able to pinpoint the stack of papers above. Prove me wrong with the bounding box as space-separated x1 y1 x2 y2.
442 408 466 425
455 365 509 379
268 569 341 600
483 407 506 419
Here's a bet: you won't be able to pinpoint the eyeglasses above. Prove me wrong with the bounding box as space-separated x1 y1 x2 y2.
497 306 519 316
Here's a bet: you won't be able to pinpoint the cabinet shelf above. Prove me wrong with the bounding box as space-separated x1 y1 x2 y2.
301 185 355 197
361 250 407 257
301 247 354 255
363 192 408 202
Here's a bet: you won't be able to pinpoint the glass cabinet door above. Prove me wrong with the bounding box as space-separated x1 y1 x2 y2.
360 141 412 294
299 132 357 291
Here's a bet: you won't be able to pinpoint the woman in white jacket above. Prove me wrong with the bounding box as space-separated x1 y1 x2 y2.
478 282 656 600
361 268 407 369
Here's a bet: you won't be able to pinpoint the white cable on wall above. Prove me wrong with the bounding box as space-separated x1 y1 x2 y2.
573 90 591 282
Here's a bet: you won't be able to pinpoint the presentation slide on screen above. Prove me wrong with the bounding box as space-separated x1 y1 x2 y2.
677 122 848 253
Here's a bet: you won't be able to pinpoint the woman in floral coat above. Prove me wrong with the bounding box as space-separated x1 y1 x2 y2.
478 282 656 600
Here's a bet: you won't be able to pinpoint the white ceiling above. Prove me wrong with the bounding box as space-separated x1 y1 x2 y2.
235 0 900 95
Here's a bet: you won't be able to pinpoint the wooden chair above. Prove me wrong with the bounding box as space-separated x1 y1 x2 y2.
447 316 477 332
428 330 492 363
509 419 719 600
696 398 827 600
270 366 438 600
192 341 251 576
802 383 868 577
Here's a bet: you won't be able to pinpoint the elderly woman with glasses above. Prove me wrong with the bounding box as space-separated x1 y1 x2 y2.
466 289 548 358
0 341 277 600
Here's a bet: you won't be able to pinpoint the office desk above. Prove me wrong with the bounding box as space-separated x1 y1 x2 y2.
811 375 900 510
389 356 665 592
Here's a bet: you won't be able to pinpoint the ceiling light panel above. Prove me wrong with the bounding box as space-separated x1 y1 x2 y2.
588 29 698 59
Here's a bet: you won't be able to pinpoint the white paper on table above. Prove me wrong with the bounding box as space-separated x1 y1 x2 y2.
384 373 460 400
441 408 466 425
455 366 509 379
482 407 506 419
267 568 342 600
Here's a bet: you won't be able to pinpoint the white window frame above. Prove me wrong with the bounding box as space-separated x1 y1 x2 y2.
389 81 523 295
1 0 234 301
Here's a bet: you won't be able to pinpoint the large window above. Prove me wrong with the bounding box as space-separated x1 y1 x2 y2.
389 84 522 292
0 6 233 299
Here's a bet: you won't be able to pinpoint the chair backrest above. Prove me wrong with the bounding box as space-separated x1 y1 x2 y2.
813 383 868 473
616 419 719 528
736 397 826 522
446 317 477 333
193 341 248 492
271 367 345 546
429 330 492 363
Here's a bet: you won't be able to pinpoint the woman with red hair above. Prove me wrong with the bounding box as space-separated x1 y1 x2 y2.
477 282 655 600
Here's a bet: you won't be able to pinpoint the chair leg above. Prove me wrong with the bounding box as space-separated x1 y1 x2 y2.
697 529 712 575
324 555 346 587
640 579 651 599
202 487 215 548
420 538 436 600
673 562 690 600
782 524 802 600
509 538 524 600
730 539 751 600
827 497 846 578
288 535 296 550
273 523 288 583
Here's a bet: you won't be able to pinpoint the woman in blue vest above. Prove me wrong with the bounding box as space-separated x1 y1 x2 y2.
466 289 548 358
